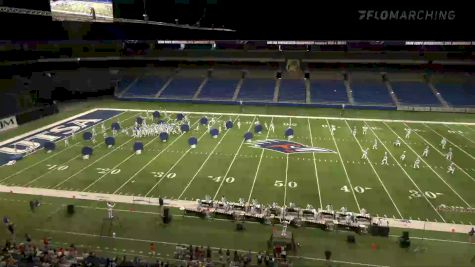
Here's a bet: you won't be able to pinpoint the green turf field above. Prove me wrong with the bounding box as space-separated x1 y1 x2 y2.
2 104 475 226
2 192 475 267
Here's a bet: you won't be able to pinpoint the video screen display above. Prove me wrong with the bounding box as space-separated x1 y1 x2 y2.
50 0 113 22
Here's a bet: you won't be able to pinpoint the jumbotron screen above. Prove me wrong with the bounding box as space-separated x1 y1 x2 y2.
50 0 113 22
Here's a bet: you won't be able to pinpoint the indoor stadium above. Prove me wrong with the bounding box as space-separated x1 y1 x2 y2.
0 1 474 266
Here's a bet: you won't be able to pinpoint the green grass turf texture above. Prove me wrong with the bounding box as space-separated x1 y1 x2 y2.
1 192 475 267
1 101 475 224
1 100 475 265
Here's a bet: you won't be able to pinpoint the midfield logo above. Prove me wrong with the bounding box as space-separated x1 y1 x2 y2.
251 140 336 154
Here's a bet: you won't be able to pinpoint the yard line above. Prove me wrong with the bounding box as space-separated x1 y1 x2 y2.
425 123 475 165
283 154 289 206
101 107 475 126
462 124 475 134
212 116 256 200
85 119 200 192
344 120 403 218
23 113 140 186
141 117 219 197
307 118 322 209
325 119 360 211
413 123 475 183
384 122 471 208
52 137 136 189
0 111 133 184
247 117 274 203
282 117 292 206
178 116 240 199
446 125 475 146
365 121 446 222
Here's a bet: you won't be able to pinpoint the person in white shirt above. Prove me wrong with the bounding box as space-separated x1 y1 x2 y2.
381 152 389 165
413 157 421 169
394 138 401 147
447 163 455 175
400 151 406 161
362 126 368 135
372 139 378 150
361 148 369 160
446 147 453 161
422 146 429 158
440 137 447 149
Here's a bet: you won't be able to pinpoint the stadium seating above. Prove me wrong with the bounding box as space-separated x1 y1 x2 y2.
310 80 348 103
434 82 475 107
122 76 166 97
198 79 238 100
351 81 394 105
390 81 440 106
115 77 135 95
278 79 306 102
159 78 203 99
237 78 275 101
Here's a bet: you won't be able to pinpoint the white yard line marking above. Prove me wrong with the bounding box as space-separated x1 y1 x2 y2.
283 153 289 206
247 117 274 203
112 120 201 195
97 107 475 126
365 121 446 222
422 123 475 182
35 228 389 267
51 114 142 189
178 116 240 199
212 116 256 200
0 111 130 184
344 120 403 218
447 125 475 146
307 118 322 209
142 118 216 197
384 122 471 208
283 117 291 206
24 113 140 187
325 119 360 211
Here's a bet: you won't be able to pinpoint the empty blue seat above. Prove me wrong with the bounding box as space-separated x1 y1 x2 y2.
391 82 440 106
123 77 166 97
238 79 275 101
199 79 238 100
160 78 202 99
352 81 394 105
279 79 306 102
310 80 348 103
116 78 134 94
435 83 475 107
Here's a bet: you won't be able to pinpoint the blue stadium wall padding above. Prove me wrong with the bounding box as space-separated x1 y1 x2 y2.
226 121 233 129
117 96 398 111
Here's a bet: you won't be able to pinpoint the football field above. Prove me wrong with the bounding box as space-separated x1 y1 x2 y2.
2 108 475 225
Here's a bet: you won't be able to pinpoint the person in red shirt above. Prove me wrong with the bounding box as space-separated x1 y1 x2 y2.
150 243 156 255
